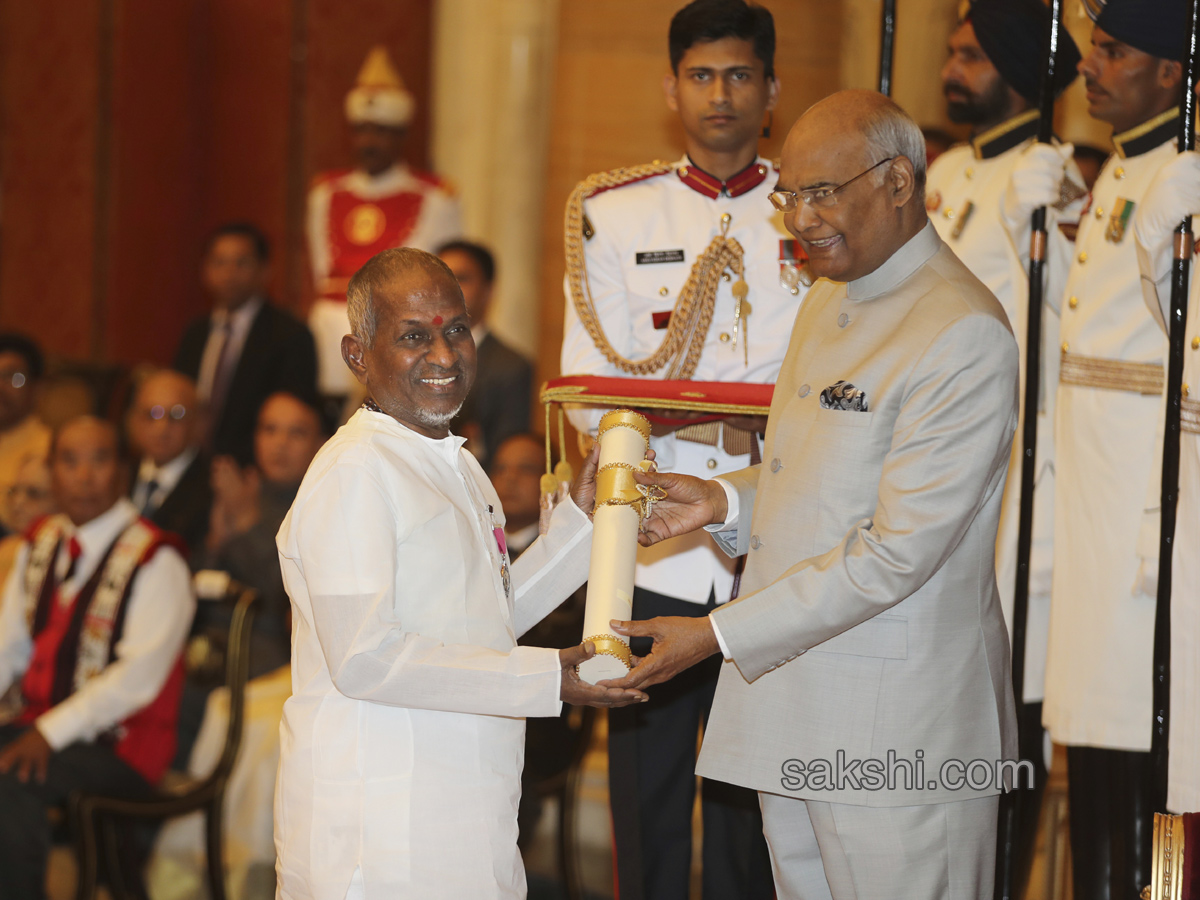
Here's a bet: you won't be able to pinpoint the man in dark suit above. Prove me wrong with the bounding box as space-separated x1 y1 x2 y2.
174 222 318 464
438 240 532 469
125 369 211 559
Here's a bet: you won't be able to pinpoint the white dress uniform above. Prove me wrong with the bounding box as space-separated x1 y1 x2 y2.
1042 109 1178 752
926 110 1085 702
1134 212 1200 813
274 408 593 900
560 156 808 605
306 165 463 396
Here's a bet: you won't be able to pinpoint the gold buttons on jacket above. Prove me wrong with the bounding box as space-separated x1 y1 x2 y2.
1062 341 1070 353
1069 296 1079 309
965 168 975 179
659 286 669 296
1192 336 1200 350
1115 167 1126 180
707 458 717 469
944 208 956 219
1078 252 1088 264
1185 383 1191 397
720 332 731 343
1095 207 1105 220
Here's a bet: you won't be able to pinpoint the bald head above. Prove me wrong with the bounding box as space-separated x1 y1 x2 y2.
777 90 928 283
51 416 125 526
128 369 202 466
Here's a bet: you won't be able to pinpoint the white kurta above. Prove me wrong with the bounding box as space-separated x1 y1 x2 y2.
274 408 592 899
560 156 807 605
1134 211 1200 812
1043 113 1176 751
927 114 1084 702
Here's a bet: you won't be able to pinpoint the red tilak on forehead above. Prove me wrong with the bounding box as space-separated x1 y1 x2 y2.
432 315 443 325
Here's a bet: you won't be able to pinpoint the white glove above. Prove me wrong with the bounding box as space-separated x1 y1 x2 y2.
1002 142 1075 227
1132 556 1159 599
1133 150 1200 249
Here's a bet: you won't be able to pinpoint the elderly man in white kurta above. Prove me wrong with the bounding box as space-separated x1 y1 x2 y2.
274 247 645 900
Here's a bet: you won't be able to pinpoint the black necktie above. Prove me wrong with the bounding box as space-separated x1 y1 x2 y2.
141 479 160 516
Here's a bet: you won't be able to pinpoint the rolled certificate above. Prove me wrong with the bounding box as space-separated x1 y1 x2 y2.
579 409 652 684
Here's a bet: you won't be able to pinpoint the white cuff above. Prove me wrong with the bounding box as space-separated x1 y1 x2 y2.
703 478 740 532
709 613 732 660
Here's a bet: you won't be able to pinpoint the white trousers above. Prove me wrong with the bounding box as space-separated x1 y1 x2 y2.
758 792 999 900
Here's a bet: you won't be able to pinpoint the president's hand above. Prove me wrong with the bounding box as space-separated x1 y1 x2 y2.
559 642 648 707
0 726 51 783
602 616 720 691
632 468 727 546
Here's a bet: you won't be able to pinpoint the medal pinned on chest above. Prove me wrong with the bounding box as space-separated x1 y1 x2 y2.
1105 198 1134 244
779 239 811 295
488 505 512 599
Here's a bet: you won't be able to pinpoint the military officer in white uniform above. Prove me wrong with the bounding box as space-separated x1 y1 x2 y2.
1012 1 1189 895
926 3 1083 888
559 2 801 897
1133 145 1200 816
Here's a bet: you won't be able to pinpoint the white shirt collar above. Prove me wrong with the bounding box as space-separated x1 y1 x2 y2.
137 447 198 494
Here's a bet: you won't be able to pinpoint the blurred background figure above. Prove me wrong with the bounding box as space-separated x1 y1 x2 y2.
307 46 463 417
491 433 587 852
126 370 212 559
0 455 56 595
0 335 50 536
0 416 194 900
174 223 318 465
440 241 533 469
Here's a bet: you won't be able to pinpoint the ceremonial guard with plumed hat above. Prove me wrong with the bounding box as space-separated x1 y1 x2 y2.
307 47 463 404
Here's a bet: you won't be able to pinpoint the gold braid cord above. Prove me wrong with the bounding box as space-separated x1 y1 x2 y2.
565 163 746 380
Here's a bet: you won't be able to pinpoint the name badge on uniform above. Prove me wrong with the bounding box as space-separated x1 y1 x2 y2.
636 249 685 265
1106 198 1134 244
779 239 811 294
950 200 975 241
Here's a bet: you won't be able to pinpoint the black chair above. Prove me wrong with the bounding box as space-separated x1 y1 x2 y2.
70 584 258 900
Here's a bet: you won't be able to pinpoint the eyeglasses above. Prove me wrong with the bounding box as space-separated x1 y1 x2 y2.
139 404 189 422
768 157 897 212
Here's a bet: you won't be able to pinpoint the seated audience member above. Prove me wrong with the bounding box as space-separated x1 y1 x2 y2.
0 334 51 535
126 370 212 559
438 240 533 468
0 455 56 601
0 416 195 900
174 223 318 463
492 433 587 848
199 391 325 661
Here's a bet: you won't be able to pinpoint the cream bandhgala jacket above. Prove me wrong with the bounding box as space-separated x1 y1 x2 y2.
274 408 592 900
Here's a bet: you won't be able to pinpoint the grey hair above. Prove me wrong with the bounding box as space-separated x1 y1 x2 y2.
860 95 927 197
345 247 459 348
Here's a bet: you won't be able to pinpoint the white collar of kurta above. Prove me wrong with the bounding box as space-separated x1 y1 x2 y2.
356 406 469 464
846 219 941 302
